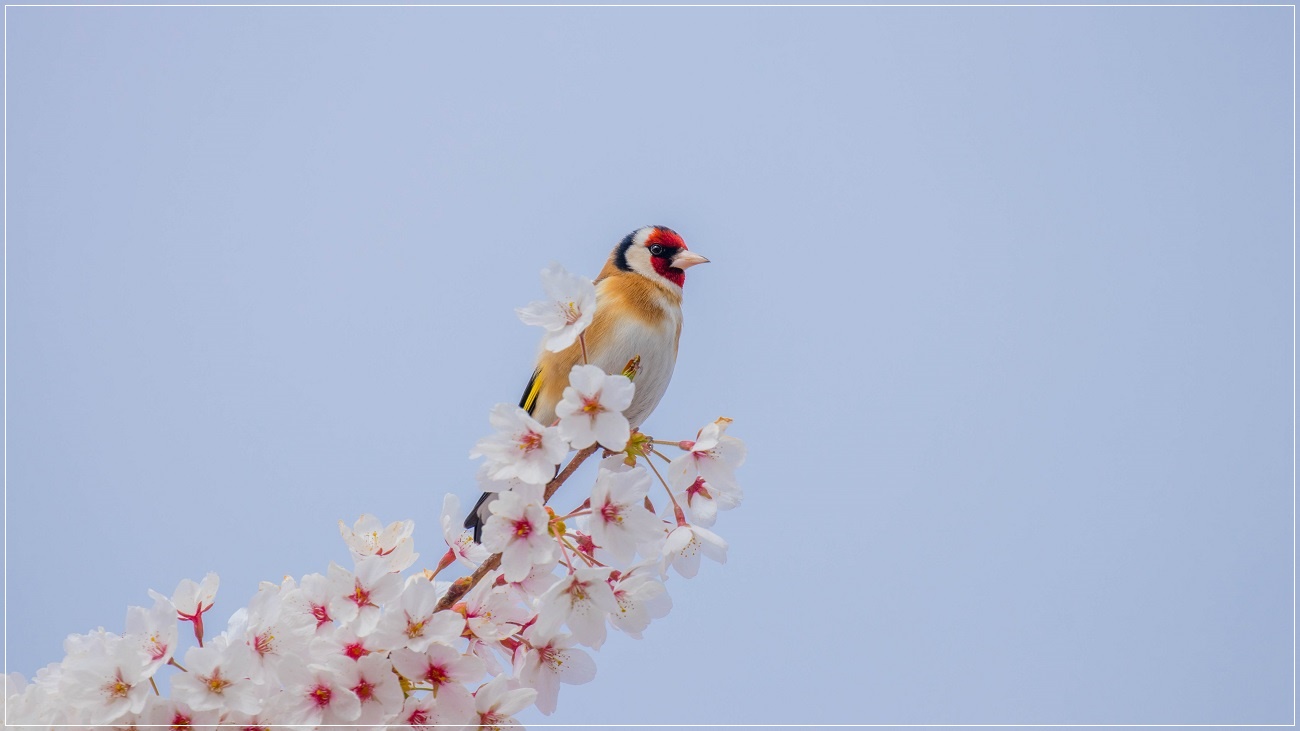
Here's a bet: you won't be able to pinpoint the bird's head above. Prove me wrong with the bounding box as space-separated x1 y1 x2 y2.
611 225 709 290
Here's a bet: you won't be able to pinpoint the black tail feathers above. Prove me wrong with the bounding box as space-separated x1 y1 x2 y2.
464 491 493 543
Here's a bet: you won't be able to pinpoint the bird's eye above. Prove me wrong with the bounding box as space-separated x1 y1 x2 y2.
648 245 666 256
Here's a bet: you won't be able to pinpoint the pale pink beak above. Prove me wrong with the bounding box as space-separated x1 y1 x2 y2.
671 250 710 269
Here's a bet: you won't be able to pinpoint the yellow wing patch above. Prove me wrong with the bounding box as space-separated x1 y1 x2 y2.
520 367 543 415
621 356 642 382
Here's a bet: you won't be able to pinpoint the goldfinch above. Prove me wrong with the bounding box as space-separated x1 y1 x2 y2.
465 225 709 540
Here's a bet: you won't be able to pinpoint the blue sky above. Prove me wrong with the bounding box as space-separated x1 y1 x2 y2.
5 5 1293 725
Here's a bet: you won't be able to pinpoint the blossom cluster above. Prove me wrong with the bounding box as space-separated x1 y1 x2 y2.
4 263 745 728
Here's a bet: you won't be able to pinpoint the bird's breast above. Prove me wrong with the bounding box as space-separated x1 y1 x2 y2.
591 314 679 429
529 274 683 430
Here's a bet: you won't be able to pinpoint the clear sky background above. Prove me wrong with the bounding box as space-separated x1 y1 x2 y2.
4 5 1293 725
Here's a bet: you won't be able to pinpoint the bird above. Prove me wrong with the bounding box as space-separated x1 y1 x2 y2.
465 225 709 541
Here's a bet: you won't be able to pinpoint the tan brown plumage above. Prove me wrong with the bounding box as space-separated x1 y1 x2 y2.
526 270 684 427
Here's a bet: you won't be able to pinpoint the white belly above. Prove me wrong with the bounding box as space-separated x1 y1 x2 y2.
590 317 679 429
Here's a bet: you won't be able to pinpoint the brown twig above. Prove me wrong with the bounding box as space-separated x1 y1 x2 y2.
435 444 601 611
544 444 600 502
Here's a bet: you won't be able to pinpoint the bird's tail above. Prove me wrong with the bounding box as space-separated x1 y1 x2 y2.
463 492 494 543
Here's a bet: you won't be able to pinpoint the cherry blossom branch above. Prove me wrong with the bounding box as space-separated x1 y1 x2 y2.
544 444 600 503
436 444 601 612
8 263 747 728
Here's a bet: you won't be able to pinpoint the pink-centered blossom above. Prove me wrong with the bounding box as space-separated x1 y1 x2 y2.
392 691 477 729
308 624 384 666
276 662 361 725
237 577 314 681
460 572 530 643
123 596 177 677
168 639 261 714
663 524 728 579
518 625 596 716
394 694 437 729
535 567 619 649
138 697 221 729
608 566 673 639
667 474 729 527
481 489 558 582
394 690 477 729
167 572 219 647
60 636 150 722
515 261 598 352
555 364 635 452
390 645 482 724
286 572 337 633
391 643 485 692
588 466 663 562
326 557 403 636
471 404 568 485
473 675 538 731
370 577 465 652
669 417 746 517
329 654 404 725
338 514 418 573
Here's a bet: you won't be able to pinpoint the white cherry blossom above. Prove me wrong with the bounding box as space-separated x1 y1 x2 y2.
308 624 384 665
165 572 219 646
473 675 538 731
331 654 404 724
10 403 747 726
588 466 664 562
481 488 558 582
236 577 315 681
461 572 530 643
370 577 465 652
663 523 728 579
518 625 597 715
390 645 482 724
609 566 672 638
123 596 177 677
669 417 746 513
169 639 261 714
515 261 598 352
503 562 562 603
139 697 221 729
275 662 361 725
326 557 403 636
536 567 619 649
471 404 568 485
439 493 490 570
338 514 418 572
60 636 150 723
555 364 636 451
